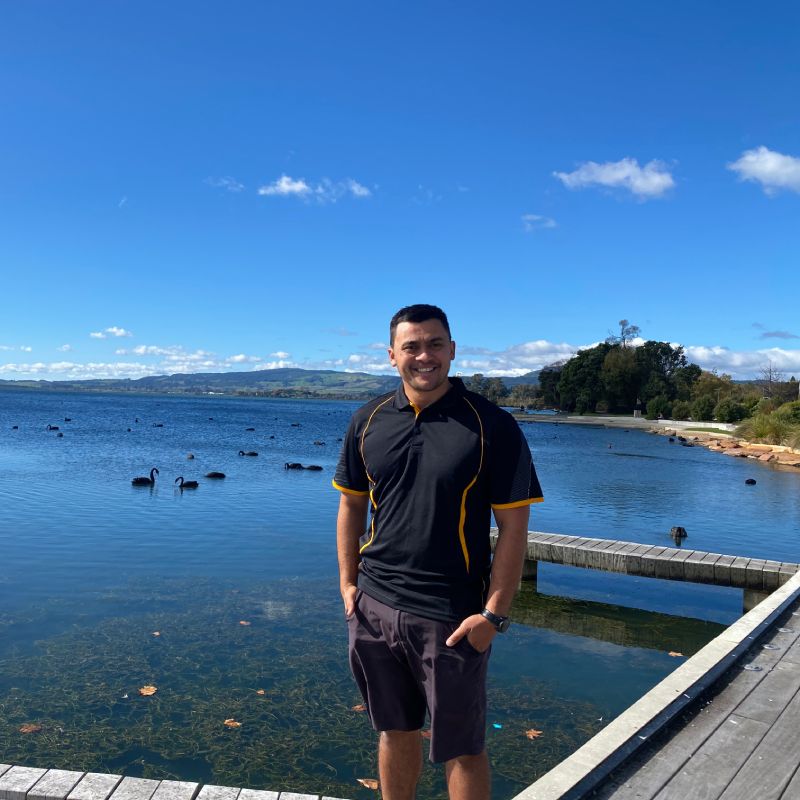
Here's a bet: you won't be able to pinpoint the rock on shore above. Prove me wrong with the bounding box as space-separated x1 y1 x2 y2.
658 429 800 469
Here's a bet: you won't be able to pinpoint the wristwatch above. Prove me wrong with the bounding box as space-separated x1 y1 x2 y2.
481 608 511 633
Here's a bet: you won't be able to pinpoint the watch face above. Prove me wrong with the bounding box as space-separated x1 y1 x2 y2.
497 618 511 633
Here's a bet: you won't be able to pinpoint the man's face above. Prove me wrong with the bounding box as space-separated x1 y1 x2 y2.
388 318 455 397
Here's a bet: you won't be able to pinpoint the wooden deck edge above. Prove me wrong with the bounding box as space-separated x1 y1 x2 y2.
0 768 351 800
510 569 800 800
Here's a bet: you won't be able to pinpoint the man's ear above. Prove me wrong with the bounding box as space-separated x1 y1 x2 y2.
388 346 397 367
450 340 456 359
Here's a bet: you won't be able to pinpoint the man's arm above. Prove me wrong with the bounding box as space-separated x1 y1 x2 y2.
337 492 369 616
446 504 530 651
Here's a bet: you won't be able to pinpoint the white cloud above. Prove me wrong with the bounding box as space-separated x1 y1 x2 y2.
271 351 291 359
205 176 245 193
347 179 371 198
554 157 675 199
118 196 127 208
20 345 32 352
90 326 133 339
522 214 557 232
727 146 800 195
257 174 371 203
683 345 800 379
57 344 72 352
0 345 12 351
226 354 263 364
258 174 311 197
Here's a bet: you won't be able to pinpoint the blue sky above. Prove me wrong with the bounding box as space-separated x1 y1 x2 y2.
1 1 799 382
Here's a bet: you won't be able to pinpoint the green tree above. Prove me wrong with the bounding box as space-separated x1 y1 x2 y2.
671 400 691 420
508 383 539 407
691 395 716 421
713 398 748 423
645 395 672 420
558 343 611 413
600 346 638 411
538 365 562 406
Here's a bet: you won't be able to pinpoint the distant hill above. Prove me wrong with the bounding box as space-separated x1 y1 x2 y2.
0 367 540 399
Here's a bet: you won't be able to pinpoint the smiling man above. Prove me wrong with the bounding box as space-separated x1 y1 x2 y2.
334 304 543 800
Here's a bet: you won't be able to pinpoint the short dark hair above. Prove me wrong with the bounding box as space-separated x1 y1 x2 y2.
389 304 451 345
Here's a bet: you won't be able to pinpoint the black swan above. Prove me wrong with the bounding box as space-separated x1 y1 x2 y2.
175 476 199 489
132 467 159 486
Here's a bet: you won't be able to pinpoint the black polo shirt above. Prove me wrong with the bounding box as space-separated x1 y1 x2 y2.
333 378 543 622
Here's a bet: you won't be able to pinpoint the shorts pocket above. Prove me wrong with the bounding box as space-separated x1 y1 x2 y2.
345 589 362 622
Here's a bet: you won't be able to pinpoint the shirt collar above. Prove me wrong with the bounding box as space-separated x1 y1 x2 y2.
393 377 466 412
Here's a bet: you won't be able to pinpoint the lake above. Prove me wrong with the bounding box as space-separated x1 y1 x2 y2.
1 389 798 799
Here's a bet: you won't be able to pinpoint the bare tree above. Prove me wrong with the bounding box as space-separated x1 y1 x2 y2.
758 360 786 398
606 319 642 348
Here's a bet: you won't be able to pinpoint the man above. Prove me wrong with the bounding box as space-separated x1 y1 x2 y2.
333 304 543 800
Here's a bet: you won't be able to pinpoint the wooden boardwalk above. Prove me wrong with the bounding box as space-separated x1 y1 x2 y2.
0 768 349 800
589 595 800 799
491 531 800 611
513 568 800 800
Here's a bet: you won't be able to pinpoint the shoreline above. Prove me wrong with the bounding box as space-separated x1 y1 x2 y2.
513 412 800 472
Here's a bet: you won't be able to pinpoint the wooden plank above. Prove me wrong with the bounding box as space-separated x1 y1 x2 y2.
109 778 160 800
639 547 668 577
151 783 200 800
652 549 680 580
762 561 783 591
29 770 85 800
683 552 721 584
734 661 800 725
779 765 800 799
652 714 770 800
745 559 768 590
729 557 751 587
237 790 278 800
713 554 736 585
590 637 790 800
668 549 695 580
277 794 318 800
195 787 240 800
68 773 123 800
0 767 49 800
717 688 800 799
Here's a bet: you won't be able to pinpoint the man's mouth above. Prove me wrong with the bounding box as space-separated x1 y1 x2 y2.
415 366 437 373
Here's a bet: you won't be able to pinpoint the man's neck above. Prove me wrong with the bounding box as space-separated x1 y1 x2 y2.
403 378 452 411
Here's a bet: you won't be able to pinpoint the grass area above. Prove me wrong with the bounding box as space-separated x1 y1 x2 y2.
682 427 735 436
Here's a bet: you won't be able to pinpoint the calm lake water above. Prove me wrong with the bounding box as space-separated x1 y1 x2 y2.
1 389 798 799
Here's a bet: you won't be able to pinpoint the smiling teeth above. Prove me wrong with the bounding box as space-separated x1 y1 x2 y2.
417 367 435 372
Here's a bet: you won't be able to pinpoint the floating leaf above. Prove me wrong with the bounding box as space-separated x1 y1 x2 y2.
421 730 432 739
256 689 266 696
356 778 379 790
525 729 543 739
668 651 684 658
138 685 158 696
239 620 251 626
19 723 42 734
223 718 242 728
351 703 367 712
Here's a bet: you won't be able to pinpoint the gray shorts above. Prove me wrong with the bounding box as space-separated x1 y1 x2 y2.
347 589 490 763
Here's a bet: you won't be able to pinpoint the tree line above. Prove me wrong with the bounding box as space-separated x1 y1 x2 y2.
466 321 799 425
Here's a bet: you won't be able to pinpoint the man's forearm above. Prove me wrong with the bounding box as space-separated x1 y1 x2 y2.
336 493 369 593
484 505 531 616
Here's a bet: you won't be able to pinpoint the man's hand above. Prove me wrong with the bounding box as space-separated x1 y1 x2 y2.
342 583 358 617
445 613 496 653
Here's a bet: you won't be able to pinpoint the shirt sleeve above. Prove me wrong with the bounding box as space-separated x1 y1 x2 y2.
487 411 544 509
332 414 370 496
